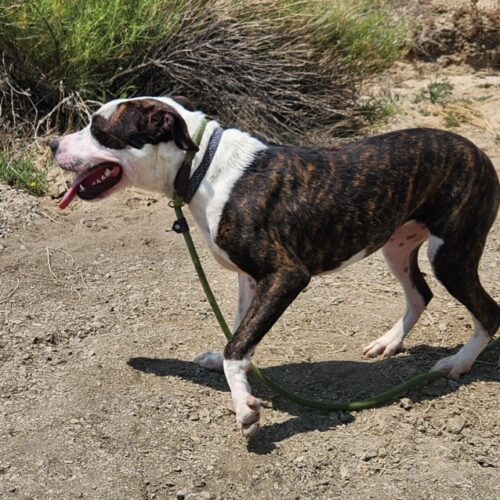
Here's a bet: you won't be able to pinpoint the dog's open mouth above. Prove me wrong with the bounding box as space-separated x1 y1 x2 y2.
59 163 122 209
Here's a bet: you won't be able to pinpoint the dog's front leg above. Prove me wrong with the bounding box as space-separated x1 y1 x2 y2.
223 266 310 438
193 273 256 371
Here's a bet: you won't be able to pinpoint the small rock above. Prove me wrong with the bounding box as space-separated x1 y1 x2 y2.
438 323 447 332
176 491 186 500
447 416 465 434
361 450 378 461
400 398 413 410
475 456 496 468
339 464 350 480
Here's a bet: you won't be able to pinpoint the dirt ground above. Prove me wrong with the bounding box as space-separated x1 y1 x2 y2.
1 5 500 500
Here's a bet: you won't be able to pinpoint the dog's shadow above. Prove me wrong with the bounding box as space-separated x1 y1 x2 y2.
127 344 499 454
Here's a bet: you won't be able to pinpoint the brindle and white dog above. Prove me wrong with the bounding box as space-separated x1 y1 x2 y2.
51 96 499 438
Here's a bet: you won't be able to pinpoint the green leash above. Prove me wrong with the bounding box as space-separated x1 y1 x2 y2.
170 123 500 412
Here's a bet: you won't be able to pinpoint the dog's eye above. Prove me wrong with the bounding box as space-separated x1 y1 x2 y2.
91 119 127 150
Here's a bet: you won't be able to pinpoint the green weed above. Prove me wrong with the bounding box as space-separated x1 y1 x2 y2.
444 113 460 128
0 151 49 196
416 80 454 105
359 96 400 124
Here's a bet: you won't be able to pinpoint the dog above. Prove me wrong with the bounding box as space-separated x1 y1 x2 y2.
51 96 500 438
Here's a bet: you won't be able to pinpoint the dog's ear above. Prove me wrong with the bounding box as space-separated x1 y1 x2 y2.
144 103 199 152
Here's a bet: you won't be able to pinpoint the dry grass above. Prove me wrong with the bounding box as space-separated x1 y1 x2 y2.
0 0 409 154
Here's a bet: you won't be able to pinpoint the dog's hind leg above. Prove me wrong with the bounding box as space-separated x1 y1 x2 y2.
193 274 256 372
429 232 499 379
363 221 433 358
428 156 499 379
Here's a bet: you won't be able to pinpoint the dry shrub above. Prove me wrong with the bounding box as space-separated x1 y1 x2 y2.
112 2 363 145
1 0 408 151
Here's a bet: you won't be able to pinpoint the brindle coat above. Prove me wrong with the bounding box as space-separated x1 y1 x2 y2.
216 129 499 359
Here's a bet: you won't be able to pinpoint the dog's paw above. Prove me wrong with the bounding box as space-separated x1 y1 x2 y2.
193 351 224 372
431 355 473 380
363 332 403 358
235 395 261 439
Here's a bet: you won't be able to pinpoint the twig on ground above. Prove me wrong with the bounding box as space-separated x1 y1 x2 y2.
0 278 20 302
46 247 59 281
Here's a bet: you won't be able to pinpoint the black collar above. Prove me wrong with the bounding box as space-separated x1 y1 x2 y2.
174 127 223 204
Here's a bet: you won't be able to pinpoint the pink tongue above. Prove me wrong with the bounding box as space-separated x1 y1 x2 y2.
58 170 96 210
59 184 78 210
58 165 121 209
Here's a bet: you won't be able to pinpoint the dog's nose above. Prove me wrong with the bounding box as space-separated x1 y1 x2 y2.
49 139 60 156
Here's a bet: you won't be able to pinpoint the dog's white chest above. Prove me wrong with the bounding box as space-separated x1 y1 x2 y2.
187 128 267 273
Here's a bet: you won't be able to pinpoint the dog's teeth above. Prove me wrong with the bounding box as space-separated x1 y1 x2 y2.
92 176 105 186
105 169 112 177
79 185 85 192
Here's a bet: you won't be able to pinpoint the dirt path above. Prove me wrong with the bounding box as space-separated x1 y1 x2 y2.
1 54 499 500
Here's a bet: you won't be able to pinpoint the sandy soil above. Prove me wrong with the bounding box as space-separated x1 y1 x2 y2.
1 8 499 499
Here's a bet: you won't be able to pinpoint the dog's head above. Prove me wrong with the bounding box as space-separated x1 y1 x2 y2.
52 97 201 209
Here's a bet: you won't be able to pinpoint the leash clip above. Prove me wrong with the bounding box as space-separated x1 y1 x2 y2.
171 217 189 234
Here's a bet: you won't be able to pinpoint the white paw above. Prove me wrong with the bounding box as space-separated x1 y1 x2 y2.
432 355 473 380
363 332 403 358
193 351 224 372
235 395 261 439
